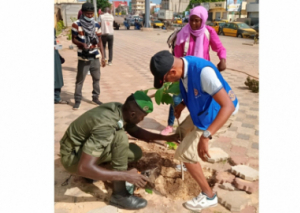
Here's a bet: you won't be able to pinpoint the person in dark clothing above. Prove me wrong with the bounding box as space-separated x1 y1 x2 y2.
54 29 68 104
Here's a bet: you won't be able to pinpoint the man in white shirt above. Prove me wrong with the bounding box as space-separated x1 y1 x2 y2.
150 50 239 211
99 7 114 65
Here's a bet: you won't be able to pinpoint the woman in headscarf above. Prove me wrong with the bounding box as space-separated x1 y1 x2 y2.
160 6 226 136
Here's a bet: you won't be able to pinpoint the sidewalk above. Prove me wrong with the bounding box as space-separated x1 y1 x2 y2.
55 29 259 213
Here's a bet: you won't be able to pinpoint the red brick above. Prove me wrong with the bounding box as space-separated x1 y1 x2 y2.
233 177 259 194
247 158 259 168
231 146 248 155
230 155 249 166
216 136 232 144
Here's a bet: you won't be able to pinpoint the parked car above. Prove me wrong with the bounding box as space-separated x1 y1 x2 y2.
207 21 226 35
220 22 258 38
151 20 164 28
183 17 189 23
252 23 259 33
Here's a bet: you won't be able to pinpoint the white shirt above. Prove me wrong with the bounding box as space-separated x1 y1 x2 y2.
99 13 114 35
181 58 239 115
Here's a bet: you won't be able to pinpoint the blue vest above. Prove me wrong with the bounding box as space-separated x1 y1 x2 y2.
179 56 238 130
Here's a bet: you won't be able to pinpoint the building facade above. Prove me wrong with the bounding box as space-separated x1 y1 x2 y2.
246 0 259 24
131 0 145 15
160 0 189 14
207 1 247 21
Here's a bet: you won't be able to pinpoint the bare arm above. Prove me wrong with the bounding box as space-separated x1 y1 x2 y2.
97 35 106 67
127 126 179 143
72 34 87 49
197 88 235 161
207 88 235 135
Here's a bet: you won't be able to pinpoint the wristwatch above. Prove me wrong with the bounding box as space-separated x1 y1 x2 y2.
202 130 212 140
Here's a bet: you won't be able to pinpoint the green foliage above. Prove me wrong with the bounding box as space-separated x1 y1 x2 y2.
67 29 72 40
67 17 76 40
166 142 178 150
121 11 126 15
145 188 153 194
70 16 77 22
56 20 65 36
146 82 180 106
244 76 259 93
97 0 111 11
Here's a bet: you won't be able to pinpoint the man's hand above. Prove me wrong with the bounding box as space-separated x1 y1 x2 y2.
174 103 185 119
82 43 88 50
197 135 211 161
217 59 226 71
125 168 149 188
101 58 106 67
164 134 181 144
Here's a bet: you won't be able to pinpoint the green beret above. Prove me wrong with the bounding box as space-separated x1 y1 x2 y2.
133 91 153 113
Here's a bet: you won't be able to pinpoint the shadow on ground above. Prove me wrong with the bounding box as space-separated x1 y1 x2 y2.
62 66 77 72
60 91 96 107
55 158 110 204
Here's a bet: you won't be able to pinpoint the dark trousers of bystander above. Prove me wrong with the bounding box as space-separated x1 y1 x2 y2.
101 34 114 63
74 59 101 102
54 88 61 103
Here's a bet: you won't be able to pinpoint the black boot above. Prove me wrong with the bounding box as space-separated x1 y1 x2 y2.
109 181 147 210
92 96 103 105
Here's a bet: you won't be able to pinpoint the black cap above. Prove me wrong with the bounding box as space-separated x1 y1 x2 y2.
82 3 94 12
150 50 174 89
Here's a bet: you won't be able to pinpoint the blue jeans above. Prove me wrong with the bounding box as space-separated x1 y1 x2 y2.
168 94 182 126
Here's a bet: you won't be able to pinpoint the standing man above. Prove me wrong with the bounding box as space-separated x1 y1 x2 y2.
60 91 179 210
99 7 114 66
54 28 68 104
72 2 106 110
149 51 239 211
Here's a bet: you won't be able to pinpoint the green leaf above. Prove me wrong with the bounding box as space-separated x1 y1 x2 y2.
155 88 163 105
161 93 174 105
145 188 153 194
166 82 180 95
166 142 178 150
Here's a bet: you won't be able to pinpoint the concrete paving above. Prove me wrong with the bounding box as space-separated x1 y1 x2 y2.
55 28 259 213
231 165 259 181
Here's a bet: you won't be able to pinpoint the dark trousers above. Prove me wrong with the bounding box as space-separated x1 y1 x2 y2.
74 59 101 102
101 34 113 62
54 88 61 103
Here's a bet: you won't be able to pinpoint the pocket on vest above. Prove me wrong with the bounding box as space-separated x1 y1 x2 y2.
197 107 214 128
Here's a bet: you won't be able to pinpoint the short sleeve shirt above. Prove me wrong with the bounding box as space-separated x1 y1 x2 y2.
64 102 126 157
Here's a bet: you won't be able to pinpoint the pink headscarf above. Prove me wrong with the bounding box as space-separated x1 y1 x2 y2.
175 6 208 58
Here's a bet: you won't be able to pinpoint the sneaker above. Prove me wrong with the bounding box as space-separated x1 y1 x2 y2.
160 126 173 135
108 62 112 66
88 70 91 75
175 164 187 172
183 192 218 211
73 102 81 110
92 98 103 105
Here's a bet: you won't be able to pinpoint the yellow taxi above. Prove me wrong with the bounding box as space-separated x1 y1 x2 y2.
151 20 164 28
176 19 182 24
220 22 258 38
208 21 227 35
